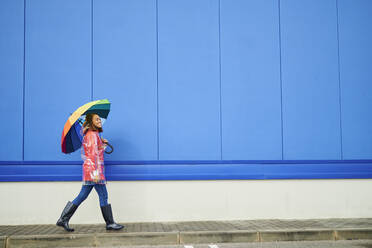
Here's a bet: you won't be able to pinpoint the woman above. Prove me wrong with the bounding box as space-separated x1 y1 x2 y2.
56 113 124 232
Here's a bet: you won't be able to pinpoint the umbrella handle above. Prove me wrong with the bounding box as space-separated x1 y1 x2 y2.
105 142 114 154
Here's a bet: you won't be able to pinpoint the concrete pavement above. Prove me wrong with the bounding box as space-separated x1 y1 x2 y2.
1 218 372 247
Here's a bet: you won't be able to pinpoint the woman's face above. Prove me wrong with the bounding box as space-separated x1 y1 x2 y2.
92 114 102 129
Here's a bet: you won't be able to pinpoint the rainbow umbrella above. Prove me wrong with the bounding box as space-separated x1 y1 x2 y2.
61 99 111 154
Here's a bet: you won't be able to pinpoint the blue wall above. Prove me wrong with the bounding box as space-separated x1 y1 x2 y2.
1 0 372 181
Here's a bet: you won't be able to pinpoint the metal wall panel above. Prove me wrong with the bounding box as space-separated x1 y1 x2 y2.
281 0 342 159
0 0 24 160
158 0 221 159
338 0 372 159
93 0 158 160
220 0 282 160
24 0 91 161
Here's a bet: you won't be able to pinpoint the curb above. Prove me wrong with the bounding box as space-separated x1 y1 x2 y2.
94 232 179 247
259 230 335 242
6 234 95 248
336 228 372 241
180 231 259 244
3 229 372 247
5 232 180 248
0 236 5 248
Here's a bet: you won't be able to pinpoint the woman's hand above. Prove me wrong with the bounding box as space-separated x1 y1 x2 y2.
92 170 100 183
102 138 108 144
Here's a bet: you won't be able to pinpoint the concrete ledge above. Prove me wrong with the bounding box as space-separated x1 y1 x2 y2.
7 234 95 248
336 229 372 240
4 228 372 247
180 231 259 244
260 230 335 242
0 236 6 248
95 232 179 246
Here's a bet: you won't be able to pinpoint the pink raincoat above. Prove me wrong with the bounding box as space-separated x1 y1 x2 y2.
81 130 106 184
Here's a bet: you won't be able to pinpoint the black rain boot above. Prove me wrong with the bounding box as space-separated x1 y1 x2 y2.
100 204 124 230
56 201 78 232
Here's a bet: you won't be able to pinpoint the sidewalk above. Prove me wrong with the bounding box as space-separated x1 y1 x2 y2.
1 218 372 248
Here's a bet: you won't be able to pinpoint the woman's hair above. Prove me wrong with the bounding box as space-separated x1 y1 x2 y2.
83 113 103 134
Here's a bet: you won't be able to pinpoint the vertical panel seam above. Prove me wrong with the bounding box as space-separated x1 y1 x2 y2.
336 0 344 160
23 0 26 161
91 0 94 100
156 0 160 160
218 0 223 160
278 0 284 160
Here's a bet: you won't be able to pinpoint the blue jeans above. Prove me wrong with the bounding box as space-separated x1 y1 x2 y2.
72 184 108 207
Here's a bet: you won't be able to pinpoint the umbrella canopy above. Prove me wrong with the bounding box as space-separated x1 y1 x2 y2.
61 99 111 154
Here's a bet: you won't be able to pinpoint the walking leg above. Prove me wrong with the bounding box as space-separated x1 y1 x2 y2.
95 184 124 230
56 185 93 232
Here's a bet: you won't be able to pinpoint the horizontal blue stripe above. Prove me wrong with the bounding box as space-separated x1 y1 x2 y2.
0 160 372 181
1 159 372 165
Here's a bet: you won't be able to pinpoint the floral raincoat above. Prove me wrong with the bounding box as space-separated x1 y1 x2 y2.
81 130 106 184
